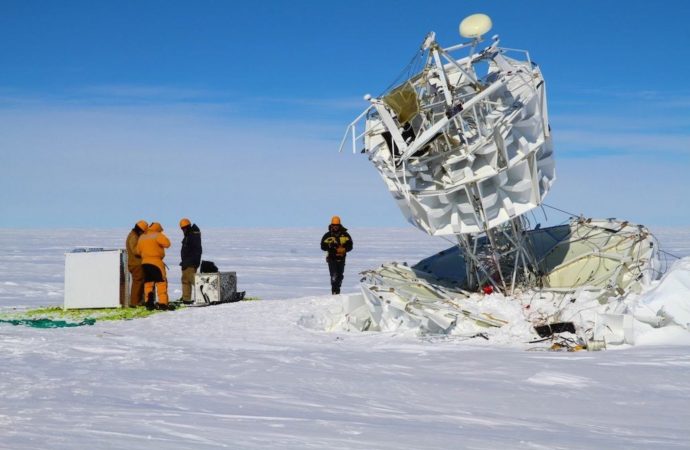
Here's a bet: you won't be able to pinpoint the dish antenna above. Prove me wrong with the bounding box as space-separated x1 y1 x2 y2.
459 13 492 39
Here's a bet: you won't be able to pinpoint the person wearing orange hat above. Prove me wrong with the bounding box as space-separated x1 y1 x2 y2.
125 220 148 307
179 217 202 304
136 222 173 310
320 215 353 295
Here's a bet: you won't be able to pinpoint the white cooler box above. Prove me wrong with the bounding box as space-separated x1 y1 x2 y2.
193 272 237 305
64 248 129 309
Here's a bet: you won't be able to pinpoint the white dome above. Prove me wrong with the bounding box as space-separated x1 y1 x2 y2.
459 13 492 38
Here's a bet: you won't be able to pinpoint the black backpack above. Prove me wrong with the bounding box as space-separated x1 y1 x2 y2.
200 260 218 273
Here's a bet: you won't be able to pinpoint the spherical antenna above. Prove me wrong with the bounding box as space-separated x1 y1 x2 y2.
459 13 492 39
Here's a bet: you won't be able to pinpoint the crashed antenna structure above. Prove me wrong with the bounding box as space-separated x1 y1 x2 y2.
336 14 660 346
341 14 555 292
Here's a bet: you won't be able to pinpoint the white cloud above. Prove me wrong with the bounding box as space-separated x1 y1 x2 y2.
549 88 690 156
1 86 688 227
0 92 399 228
555 87 690 110
552 113 690 132
556 129 690 154
0 84 365 115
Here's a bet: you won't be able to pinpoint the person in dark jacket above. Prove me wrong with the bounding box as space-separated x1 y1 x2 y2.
320 215 353 295
179 218 202 304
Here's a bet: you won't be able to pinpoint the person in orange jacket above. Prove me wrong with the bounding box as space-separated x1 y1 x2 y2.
136 222 174 310
125 220 148 307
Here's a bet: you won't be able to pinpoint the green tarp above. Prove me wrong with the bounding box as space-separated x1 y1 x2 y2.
0 317 96 328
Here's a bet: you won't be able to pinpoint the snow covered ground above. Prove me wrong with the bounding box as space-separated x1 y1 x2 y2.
1 227 689 449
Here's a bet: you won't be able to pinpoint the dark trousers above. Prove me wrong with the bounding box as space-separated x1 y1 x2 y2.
327 258 345 294
128 265 145 306
142 264 168 305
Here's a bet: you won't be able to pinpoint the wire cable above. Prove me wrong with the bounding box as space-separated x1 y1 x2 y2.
659 249 682 260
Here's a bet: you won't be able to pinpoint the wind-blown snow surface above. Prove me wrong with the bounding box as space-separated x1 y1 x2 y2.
1 227 689 449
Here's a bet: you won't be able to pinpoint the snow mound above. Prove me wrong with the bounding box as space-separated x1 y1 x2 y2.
634 257 690 330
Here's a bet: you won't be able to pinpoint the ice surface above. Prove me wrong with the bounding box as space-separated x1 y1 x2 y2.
0 228 450 307
0 228 689 449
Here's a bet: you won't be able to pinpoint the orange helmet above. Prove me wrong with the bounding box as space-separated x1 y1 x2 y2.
179 218 191 228
149 222 163 232
135 220 148 232
331 216 341 225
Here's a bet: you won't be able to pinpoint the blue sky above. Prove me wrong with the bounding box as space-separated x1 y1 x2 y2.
1 0 689 229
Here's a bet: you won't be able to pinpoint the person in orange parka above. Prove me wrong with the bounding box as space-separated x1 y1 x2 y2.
125 220 149 307
136 222 174 310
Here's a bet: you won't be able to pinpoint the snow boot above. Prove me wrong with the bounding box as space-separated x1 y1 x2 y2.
145 293 155 311
155 303 176 311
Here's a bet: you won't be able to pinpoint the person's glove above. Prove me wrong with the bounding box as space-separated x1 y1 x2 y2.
336 246 346 257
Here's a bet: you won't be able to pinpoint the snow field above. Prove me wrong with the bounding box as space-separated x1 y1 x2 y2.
0 227 689 449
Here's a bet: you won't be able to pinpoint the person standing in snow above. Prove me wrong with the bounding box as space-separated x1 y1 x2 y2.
320 216 353 295
136 222 174 310
125 220 148 307
179 218 202 304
